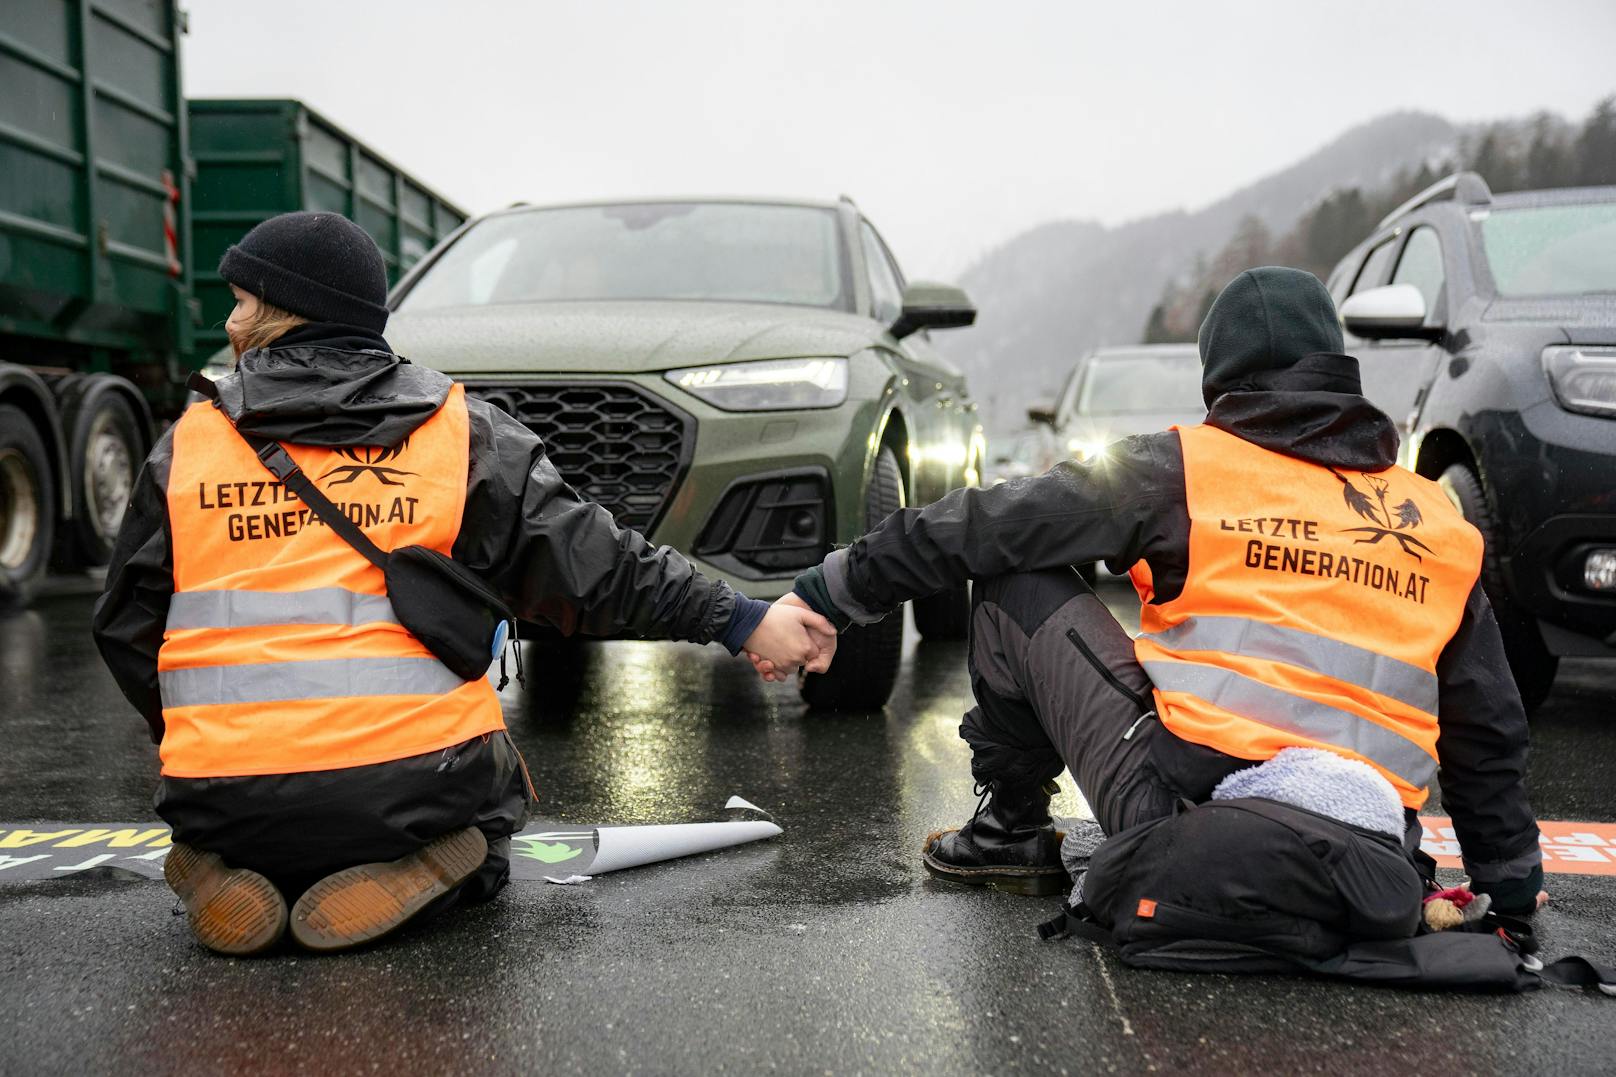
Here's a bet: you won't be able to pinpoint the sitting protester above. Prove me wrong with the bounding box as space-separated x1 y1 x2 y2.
94 211 836 956
766 267 1545 924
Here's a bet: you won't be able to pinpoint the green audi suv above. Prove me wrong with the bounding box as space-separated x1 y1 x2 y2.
385 197 984 709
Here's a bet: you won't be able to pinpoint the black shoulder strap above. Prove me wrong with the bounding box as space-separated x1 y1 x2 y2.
1037 902 1115 945
188 372 388 571
1534 955 1616 994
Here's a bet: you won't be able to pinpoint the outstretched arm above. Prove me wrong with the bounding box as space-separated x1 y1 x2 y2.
798 433 1185 627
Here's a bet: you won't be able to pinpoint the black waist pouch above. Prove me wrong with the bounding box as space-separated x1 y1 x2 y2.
384 544 514 681
189 372 516 684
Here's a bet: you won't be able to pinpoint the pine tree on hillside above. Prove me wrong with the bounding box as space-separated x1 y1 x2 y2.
1525 112 1573 190
1574 96 1616 186
1470 128 1521 193
1142 303 1176 344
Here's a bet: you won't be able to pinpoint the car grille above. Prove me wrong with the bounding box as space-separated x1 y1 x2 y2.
460 381 693 534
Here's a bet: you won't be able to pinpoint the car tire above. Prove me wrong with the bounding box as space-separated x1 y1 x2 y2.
58 382 144 568
798 446 905 711
0 403 56 608
912 582 970 640
1438 462 1558 712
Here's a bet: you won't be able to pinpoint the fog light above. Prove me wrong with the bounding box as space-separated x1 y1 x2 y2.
1586 549 1616 592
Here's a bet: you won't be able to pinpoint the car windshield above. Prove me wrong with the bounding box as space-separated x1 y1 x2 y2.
398 202 852 311
1078 353 1204 415
1478 203 1616 297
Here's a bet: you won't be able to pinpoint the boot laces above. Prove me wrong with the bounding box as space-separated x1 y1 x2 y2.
971 782 992 819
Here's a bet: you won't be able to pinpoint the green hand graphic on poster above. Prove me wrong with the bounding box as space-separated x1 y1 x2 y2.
513 834 589 864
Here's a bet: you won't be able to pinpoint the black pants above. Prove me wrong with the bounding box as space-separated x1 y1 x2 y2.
964 568 1247 836
157 731 530 903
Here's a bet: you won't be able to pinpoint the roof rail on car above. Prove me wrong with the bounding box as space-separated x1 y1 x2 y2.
1377 171 1493 229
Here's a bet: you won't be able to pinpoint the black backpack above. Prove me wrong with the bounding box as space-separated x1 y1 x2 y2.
1040 797 1614 995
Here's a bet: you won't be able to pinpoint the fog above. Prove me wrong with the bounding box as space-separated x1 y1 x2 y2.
183 0 1616 279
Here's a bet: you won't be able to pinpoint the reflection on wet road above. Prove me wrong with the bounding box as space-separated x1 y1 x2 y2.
1 582 1613 1074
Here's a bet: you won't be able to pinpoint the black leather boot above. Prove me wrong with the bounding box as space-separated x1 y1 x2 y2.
922 779 1068 896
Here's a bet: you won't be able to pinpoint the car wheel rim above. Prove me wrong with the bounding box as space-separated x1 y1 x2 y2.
83 409 134 541
0 447 40 570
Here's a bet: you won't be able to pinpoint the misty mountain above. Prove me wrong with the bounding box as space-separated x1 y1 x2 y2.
939 111 1459 436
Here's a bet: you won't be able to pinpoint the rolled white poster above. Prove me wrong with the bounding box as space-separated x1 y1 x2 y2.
587 818 782 875
511 796 783 883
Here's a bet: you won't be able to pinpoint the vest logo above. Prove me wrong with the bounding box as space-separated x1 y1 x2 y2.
1332 470 1434 562
317 440 417 487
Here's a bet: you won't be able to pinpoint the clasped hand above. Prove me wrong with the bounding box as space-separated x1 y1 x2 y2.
743 593 838 682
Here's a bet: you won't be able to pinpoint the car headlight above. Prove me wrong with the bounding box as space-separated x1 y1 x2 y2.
1544 346 1616 418
664 357 848 412
1067 437 1108 463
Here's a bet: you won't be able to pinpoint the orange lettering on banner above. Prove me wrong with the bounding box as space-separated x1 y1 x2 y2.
1421 816 1616 877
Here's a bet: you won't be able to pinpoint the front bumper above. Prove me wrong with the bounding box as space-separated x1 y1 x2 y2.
1484 399 1616 653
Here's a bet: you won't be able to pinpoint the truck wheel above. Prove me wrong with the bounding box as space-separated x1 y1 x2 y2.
799 446 905 711
1438 462 1558 712
913 583 970 640
0 404 56 607
63 386 144 566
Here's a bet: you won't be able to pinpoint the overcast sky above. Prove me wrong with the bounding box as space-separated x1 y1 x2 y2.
183 0 1616 279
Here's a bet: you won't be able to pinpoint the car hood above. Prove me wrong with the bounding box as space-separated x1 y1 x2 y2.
384 300 885 375
1065 409 1207 444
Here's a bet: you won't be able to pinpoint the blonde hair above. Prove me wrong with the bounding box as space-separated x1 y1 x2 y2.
229 297 307 357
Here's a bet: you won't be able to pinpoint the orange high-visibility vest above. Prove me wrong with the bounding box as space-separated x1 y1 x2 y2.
158 384 505 778
1131 424 1483 809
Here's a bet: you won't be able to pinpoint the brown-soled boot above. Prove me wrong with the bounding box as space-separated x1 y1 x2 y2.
164 842 289 956
922 779 1069 896
289 827 487 953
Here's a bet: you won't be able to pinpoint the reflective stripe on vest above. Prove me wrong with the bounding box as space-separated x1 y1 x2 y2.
160 656 465 708
1140 660 1438 791
1138 614 1438 717
158 383 506 779
1132 423 1483 809
167 588 399 630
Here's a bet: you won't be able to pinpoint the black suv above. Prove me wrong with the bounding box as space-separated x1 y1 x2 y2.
1326 172 1616 710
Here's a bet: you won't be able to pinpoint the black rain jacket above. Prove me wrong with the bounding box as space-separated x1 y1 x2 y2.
807 269 1542 909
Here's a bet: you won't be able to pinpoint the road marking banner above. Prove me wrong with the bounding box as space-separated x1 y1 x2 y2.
1419 816 1616 877
1 813 1611 883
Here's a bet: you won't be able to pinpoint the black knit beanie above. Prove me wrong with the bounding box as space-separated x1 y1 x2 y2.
218 211 389 332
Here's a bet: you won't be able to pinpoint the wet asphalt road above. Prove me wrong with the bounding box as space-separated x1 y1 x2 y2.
1 579 1614 1075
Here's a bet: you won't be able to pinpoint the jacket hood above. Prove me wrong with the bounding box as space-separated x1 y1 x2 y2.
1198 268 1398 472
216 328 452 447
1198 267 1346 408
385 300 883 375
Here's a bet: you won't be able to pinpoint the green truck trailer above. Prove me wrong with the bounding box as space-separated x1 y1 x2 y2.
0 1 465 604
187 99 467 366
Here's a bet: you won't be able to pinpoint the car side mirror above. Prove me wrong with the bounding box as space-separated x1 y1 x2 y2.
1026 404 1057 427
891 281 976 340
1339 284 1444 341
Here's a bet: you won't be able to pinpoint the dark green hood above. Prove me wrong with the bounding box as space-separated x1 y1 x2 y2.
1197 267 1399 471
1197 267 1354 408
